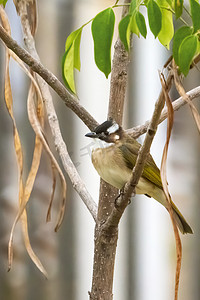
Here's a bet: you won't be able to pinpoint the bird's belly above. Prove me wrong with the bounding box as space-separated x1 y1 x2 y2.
99 166 130 189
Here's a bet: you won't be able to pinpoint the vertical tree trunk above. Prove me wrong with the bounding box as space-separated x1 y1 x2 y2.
90 3 130 298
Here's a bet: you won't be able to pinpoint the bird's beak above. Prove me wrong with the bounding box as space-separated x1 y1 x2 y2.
85 132 98 138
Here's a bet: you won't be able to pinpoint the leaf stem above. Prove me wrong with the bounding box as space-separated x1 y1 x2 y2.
183 5 191 18
159 6 189 26
179 17 189 26
112 3 131 8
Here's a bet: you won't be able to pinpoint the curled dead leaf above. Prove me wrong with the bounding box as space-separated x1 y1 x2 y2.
159 72 182 300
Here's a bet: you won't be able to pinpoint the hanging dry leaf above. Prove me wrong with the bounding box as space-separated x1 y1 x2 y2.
20 84 48 277
27 81 67 232
9 45 67 231
46 163 56 222
1 7 47 277
160 73 182 300
1 7 25 272
1 7 67 232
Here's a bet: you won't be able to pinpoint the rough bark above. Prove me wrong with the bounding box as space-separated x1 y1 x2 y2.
90 2 130 299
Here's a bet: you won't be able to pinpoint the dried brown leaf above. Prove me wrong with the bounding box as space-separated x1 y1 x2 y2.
46 163 56 222
160 73 182 300
6 71 48 278
0 6 11 35
1 7 47 276
3 25 24 274
9 41 67 231
21 208 48 278
7 36 67 232
27 82 67 231
21 85 48 276
3 22 67 232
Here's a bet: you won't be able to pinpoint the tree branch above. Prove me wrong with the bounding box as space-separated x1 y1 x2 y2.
126 84 200 138
90 1 131 299
0 23 98 131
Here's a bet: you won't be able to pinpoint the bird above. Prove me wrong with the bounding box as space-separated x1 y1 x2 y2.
85 119 193 234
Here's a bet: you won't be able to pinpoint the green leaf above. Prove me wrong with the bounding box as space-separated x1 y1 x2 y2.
157 1 174 49
190 0 200 33
129 0 140 38
65 28 81 51
0 0 8 6
147 0 162 38
166 0 173 7
175 0 183 19
135 11 147 38
73 29 82 71
62 45 76 93
65 27 82 71
197 39 200 55
173 26 193 65
119 15 131 51
129 14 140 36
179 35 198 76
62 27 83 93
92 8 115 78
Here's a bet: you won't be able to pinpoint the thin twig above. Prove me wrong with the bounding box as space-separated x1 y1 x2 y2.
126 85 200 138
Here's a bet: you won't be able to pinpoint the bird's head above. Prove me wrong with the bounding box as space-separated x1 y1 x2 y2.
85 120 123 144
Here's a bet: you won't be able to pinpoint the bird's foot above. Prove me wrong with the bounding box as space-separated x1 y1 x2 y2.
114 193 121 208
114 188 124 208
114 187 132 208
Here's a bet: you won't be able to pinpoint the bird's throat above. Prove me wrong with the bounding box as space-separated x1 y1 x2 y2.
91 138 114 151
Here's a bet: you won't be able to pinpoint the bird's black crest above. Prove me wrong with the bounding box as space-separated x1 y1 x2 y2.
94 120 113 134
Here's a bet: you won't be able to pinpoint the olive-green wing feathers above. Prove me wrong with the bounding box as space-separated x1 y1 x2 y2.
143 155 163 189
119 141 163 189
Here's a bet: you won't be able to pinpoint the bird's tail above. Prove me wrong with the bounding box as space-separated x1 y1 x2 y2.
171 200 193 234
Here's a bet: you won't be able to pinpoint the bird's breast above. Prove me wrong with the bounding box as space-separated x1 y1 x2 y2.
91 146 131 189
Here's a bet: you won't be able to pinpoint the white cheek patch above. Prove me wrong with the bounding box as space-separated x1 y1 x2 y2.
114 135 120 140
107 122 119 134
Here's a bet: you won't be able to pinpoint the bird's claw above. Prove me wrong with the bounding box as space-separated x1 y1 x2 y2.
114 188 124 208
114 186 132 208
